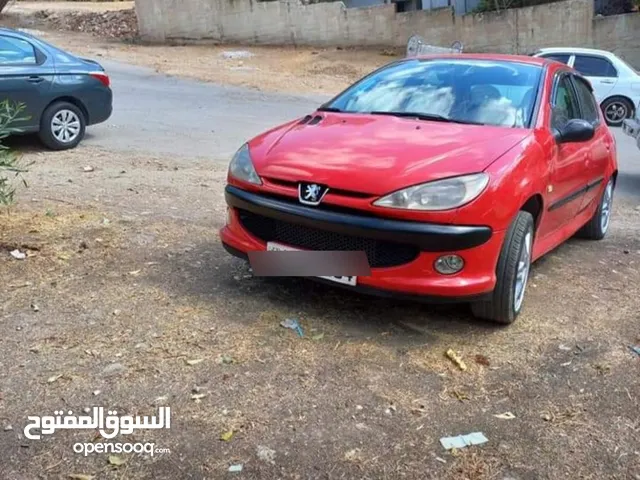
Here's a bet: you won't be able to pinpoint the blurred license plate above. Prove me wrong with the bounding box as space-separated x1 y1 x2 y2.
266 242 357 286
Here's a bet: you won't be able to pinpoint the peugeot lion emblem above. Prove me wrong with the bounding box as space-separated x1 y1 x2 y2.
298 182 329 206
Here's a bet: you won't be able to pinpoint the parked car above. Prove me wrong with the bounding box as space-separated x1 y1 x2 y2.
622 107 640 148
533 47 640 127
0 28 112 150
220 54 618 325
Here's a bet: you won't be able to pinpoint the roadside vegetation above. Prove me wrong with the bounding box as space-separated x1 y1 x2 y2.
0 100 29 207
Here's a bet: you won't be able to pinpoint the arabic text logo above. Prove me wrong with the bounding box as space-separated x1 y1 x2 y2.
24 406 171 440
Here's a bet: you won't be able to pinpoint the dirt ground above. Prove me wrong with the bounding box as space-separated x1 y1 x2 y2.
1 1 401 96
0 2 640 480
0 141 639 480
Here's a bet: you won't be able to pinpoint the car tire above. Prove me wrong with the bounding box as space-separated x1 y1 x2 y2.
601 97 634 127
38 101 86 151
576 178 614 240
471 211 534 325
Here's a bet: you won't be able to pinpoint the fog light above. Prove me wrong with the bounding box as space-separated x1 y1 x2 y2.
226 207 232 225
434 255 464 275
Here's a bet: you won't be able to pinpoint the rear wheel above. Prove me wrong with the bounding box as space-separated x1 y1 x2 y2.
576 178 614 240
38 101 86 150
471 211 534 325
601 97 634 127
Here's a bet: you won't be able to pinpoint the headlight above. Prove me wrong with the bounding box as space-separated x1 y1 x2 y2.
229 143 261 185
373 173 489 211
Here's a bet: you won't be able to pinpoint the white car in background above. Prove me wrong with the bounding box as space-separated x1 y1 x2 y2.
533 47 640 127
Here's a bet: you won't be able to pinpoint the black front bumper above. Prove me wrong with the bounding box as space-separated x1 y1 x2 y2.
224 185 492 252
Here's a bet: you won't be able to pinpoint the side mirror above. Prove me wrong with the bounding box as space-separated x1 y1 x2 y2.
556 118 595 143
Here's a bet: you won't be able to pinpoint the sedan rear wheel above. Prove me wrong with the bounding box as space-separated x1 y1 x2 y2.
601 97 633 127
39 101 86 151
471 211 534 325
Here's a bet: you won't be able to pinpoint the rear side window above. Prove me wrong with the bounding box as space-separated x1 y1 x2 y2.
572 76 600 124
542 54 571 65
552 75 581 131
0 36 37 65
573 55 617 77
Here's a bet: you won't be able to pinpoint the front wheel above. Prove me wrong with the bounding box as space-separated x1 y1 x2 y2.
38 101 86 151
471 211 534 325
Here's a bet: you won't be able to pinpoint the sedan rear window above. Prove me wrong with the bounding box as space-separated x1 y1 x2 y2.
325 59 543 128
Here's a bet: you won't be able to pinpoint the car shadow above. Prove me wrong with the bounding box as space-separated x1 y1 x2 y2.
3 131 99 153
143 241 522 348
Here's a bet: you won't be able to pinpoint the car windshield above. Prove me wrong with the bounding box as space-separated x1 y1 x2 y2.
324 58 543 128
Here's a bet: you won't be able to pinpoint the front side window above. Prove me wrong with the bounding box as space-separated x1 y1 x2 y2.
552 75 581 131
573 55 617 77
0 36 37 65
325 59 543 128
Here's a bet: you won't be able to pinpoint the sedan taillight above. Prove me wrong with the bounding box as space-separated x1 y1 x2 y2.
90 72 110 88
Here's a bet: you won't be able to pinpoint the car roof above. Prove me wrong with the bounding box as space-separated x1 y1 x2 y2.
410 53 551 67
0 27 44 43
0 27 23 36
535 47 616 58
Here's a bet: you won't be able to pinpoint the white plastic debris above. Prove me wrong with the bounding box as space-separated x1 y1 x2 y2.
228 464 243 473
493 412 516 420
440 432 488 450
10 249 26 260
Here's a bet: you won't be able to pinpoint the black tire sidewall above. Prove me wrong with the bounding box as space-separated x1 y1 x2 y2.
506 214 534 319
39 102 86 150
595 179 614 237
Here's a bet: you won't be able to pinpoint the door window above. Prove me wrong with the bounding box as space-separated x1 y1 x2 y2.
0 36 37 65
542 54 571 65
551 75 581 131
573 55 617 77
572 76 600 124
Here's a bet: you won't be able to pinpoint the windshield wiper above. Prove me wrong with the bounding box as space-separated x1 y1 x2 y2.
369 111 484 125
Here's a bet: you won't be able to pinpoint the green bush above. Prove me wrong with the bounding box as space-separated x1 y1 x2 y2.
0 100 30 206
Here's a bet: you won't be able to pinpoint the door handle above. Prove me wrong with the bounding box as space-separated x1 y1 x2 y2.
600 79 615 84
27 76 44 84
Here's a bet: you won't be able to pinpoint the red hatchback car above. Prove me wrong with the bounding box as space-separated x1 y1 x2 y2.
220 54 617 324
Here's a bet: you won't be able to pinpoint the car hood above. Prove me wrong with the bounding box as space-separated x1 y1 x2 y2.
251 113 531 196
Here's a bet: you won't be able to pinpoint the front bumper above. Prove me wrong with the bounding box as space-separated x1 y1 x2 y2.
220 185 504 300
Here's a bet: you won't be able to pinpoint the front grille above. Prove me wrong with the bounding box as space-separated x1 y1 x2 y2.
238 209 420 268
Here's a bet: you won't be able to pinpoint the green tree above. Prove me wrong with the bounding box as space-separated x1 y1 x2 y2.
0 100 30 206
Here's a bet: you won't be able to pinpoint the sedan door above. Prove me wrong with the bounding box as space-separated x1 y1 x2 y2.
0 34 55 132
570 54 618 103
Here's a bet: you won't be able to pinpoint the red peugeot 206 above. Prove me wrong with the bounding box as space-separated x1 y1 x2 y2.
220 54 618 324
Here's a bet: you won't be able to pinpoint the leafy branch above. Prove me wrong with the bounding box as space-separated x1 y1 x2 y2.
0 100 31 207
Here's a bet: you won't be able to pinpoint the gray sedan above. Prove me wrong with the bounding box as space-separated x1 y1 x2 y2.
0 27 112 150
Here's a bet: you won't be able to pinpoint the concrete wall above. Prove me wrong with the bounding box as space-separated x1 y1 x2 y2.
593 12 640 68
134 0 640 68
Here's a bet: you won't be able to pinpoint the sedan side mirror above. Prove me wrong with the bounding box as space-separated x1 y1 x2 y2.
556 118 595 144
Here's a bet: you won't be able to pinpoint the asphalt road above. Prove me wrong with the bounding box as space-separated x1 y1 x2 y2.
86 59 640 199
84 60 327 159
